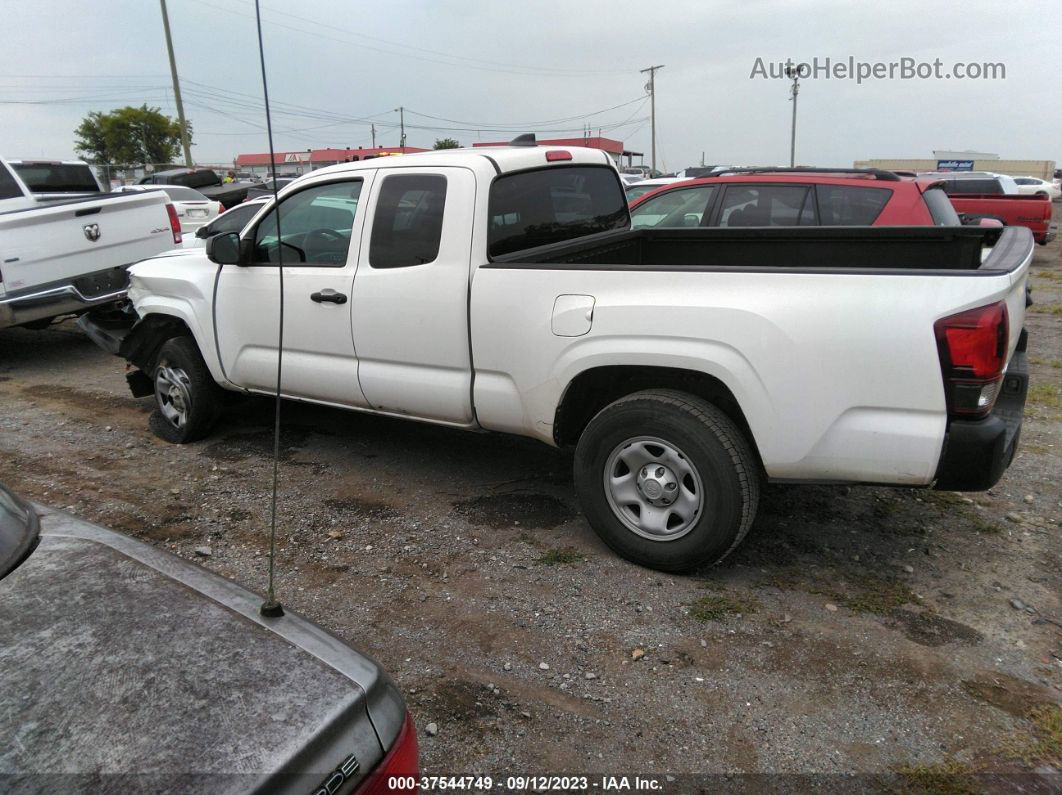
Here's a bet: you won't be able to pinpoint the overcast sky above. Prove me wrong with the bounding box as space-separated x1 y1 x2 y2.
2 0 1059 171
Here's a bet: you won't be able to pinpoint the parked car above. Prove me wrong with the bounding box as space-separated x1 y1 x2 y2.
628 168 964 229
920 171 1020 194
1012 176 1061 200
139 167 250 209
113 184 222 235
246 176 300 201
0 156 182 331
186 196 270 248
0 482 419 792
80 145 1030 572
7 159 103 200
624 177 689 202
928 176 1055 244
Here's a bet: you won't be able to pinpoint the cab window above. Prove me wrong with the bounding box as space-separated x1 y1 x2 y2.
369 174 447 268
252 180 362 266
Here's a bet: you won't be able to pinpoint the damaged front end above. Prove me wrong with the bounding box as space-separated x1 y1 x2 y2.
77 308 188 399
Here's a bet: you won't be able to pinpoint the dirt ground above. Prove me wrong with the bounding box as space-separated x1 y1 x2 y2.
1 234 1060 788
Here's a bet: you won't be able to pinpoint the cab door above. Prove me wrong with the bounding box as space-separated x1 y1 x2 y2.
350 167 477 425
214 174 374 407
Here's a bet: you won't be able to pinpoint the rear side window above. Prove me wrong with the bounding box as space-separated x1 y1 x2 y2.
11 163 99 193
0 164 23 200
814 185 891 225
631 186 717 228
717 185 814 226
369 174 447 268
943 178 1002 195
922 187 962 226
488 166 629 257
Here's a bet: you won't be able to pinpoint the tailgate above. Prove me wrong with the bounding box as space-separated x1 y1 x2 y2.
0 192 174 294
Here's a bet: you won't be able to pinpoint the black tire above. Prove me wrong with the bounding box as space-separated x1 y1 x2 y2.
573 389 760 572
148 336 224 444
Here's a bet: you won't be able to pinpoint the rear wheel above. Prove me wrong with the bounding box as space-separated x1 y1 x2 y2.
148 336 224 443
573 389 760 572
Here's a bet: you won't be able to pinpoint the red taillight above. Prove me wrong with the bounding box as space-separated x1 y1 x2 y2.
545 150 573 162
165 203 182 245
355 712 419 794
934 301 1008 417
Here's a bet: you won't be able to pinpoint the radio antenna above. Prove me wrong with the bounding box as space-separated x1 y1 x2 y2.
254 0 285 618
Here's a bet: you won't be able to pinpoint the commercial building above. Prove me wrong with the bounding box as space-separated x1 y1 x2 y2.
855 152 1055 179
233 146 429 177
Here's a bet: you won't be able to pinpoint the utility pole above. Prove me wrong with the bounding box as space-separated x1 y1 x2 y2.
394 106 406 148
159 0 192 167
640 65 663 174
784 59 801 168
371 123 376 149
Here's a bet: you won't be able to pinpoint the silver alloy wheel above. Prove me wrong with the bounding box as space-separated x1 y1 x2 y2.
155 363 193 429
603 436 704 541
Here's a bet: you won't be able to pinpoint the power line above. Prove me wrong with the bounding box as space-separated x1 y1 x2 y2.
185 0 631 78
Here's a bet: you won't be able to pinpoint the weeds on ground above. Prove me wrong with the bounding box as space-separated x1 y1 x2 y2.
1001 704 1062 766
896 760 978 794
535 546 583 565
1029 303 1062 315
689 591 760 621
804 575 915 615
1032 270 1062 281
1028 384 1062 411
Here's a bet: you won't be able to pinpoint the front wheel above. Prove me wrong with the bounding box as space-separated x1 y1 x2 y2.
573 390 761 572
149 336 224 443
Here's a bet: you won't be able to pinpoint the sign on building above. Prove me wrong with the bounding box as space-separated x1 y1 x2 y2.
935 159 974 172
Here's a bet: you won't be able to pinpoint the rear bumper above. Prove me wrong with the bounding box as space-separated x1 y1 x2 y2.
933 333 1028 491
0 267 130 329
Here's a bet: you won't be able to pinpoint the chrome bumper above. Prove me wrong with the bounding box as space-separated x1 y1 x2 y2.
0 283 128 330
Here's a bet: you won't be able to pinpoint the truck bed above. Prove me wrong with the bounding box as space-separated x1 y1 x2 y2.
491 225 1022 274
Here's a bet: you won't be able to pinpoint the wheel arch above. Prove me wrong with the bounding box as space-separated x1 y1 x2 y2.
553 365 764 471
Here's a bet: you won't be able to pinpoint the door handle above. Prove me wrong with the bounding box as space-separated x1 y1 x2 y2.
310 289 347 304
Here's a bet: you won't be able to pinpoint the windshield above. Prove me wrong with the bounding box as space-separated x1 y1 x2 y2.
0 485 40 580
625 184 664 202
488 165 628 257
922 187 962 226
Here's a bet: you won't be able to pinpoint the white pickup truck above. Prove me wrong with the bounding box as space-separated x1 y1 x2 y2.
80 144 1032 571
0 157 182 330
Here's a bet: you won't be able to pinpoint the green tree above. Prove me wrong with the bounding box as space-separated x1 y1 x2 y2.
74 105 191 165
433 137 460 150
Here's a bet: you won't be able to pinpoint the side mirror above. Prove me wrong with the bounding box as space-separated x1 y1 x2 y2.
206 231 242 265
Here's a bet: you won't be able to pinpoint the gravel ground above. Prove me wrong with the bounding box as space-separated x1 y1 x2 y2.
1 235 1060 787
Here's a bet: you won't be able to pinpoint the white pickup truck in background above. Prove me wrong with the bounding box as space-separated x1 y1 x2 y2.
0 157 182 330
80 144 1031 571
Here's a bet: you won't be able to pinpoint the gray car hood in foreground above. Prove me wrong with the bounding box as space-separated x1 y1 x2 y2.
0 508 405 794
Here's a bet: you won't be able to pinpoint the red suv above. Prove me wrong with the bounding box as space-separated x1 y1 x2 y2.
628 168 962 229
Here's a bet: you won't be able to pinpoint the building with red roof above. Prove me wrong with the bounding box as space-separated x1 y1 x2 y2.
233 146 429 176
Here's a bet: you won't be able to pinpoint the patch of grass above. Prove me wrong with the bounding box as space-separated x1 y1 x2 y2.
1003 704 1062 766
923 491 965 506
1032 269 1062 281
844 577 915 615
1029 303 1062 315
965 512 1003 534
896 760 978 794
1028 383 1062 410
1026 356 1062 368
535 546 583 566
689 591 760 621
